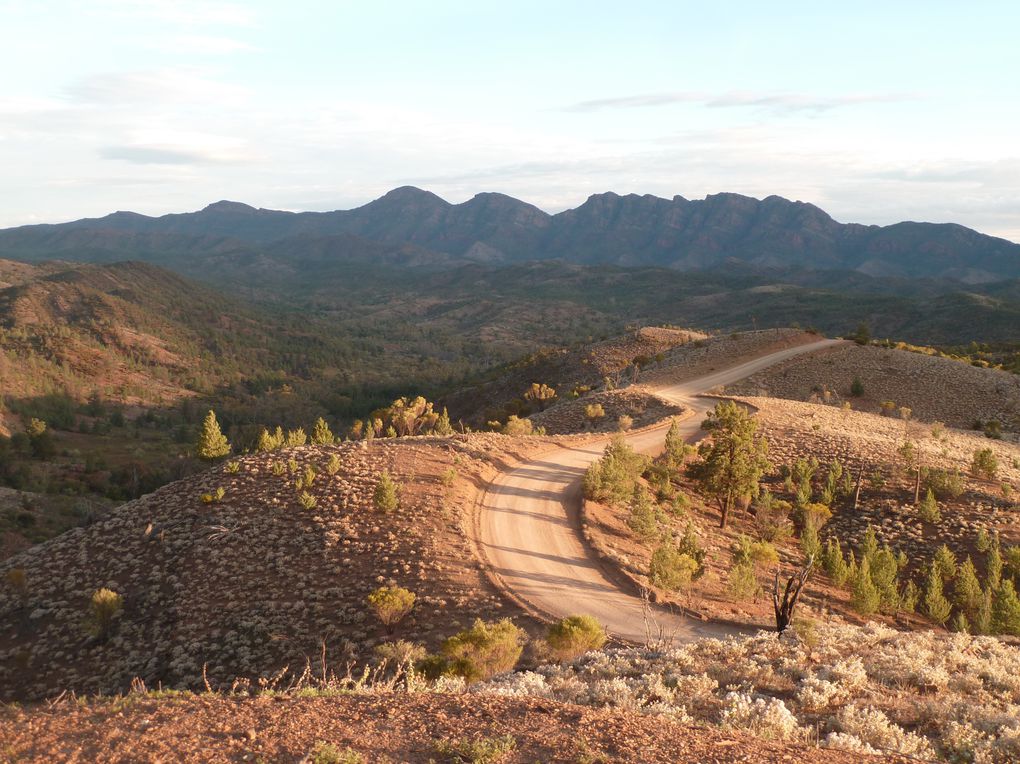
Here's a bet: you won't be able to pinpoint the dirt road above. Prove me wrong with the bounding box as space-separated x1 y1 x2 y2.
477 339 843 644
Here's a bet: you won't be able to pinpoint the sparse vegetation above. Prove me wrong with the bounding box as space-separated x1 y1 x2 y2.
367 585 416 632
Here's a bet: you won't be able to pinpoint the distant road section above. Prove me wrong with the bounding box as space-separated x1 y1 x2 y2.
477 338 843 644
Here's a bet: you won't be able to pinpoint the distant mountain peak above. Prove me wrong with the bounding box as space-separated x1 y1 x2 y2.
201 200 258 214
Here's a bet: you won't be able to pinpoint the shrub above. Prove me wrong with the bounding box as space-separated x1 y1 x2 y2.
953 557 983 620
5 568 28 605
441 467 457 487
225 460 240 474
86 588 123 639
617 414 633 432
584 403 606 422
433 735 517 764
441 619 527 683
799 524 821 562
257 427 285 453
373 471 399 512
311 417 335 445
922 467 965 499
582 436 649 506
307 742 363 764
285 428 307 447
501 415 534 436
753 492 793 542
850 377 865 397
545 615 607 660
326 453 342 475
201 486 226 504
298 491 317 510
374 639 427 668
649 544 701 593
367 585 416 631
793 502 831 533
971 448 998 480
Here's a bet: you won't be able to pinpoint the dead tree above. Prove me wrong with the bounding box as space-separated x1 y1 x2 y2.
773 558 813 634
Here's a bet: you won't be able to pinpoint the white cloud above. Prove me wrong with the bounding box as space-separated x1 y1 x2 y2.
565 90 919 115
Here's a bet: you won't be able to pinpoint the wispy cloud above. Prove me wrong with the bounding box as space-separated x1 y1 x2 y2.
99 144 239 165
64 68 249 106
565 90 918 114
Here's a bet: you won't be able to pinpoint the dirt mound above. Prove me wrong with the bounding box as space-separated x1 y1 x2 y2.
0 435 548 701
0 692 908 763
746 396 1020 571
726 343 1020 434
443 326 705 426
638 328 821 387
529 389 685 435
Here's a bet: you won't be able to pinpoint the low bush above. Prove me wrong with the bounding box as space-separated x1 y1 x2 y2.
545 615 607 660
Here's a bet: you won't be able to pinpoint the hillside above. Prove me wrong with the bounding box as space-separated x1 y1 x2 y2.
4 189 1020 281
0 435 552 701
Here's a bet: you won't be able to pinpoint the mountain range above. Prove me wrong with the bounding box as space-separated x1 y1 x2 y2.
2 188 1019 283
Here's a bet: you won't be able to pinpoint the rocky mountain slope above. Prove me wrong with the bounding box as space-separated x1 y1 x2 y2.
3 187 1019 281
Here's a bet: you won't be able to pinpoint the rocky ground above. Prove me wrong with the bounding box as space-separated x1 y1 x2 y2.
443 326 705 427
747 397 1020 570
725 343 1020 434
637 328 820 387
0 434 560 701
0 688 912 763
529 389 685 435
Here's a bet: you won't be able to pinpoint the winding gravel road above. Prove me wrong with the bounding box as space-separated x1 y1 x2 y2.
477 339 843 644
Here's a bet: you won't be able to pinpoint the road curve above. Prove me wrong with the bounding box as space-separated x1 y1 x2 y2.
477 338 843 644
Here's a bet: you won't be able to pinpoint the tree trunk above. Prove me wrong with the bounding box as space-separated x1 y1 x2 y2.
914 466 921 505
852 467 864 512
720 489 732 528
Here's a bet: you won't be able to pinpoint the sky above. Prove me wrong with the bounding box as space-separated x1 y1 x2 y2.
1 0 1019 241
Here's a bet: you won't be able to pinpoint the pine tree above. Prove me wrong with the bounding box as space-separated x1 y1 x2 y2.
991 579 1020 636
434 408 454 437
951 612 970 634
918 488 941 523
933 545 957 582
953 556 983 620
627 487 660 543
851 557 880 615
373 471 399 513
799 524 821 562
822 537 850 586
923 565 952 626
687 401 771 529
974 589 994 635
196 410 230 460
987 535 1003 591
311 417 335 445
663 418 690 470
900 579 920 612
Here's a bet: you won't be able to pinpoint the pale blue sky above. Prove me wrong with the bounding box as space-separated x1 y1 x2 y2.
2 1 1018 240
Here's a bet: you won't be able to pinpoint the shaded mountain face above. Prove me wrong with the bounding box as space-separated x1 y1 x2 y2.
2 188 1018 282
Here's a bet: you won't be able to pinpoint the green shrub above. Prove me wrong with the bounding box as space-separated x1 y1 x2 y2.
440 619 526 683
991 580 1020 636
374 639 427 669
822 537 850 586
501 415 535 436
545 615 607 660
196 410 230 460
626 487 660 542
971 448 999 480
298 491 317 510
311 417 335 446
850 377 865 397
851 558 880 615
307 742 363 764
582 436 649 506
326 453 342 476
433 734 517 764
373 471 399 512
367 585 416 630
649 544 700 593
727 561 759 601
923 566 952 626
922 467 965 499
918 488 941 523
